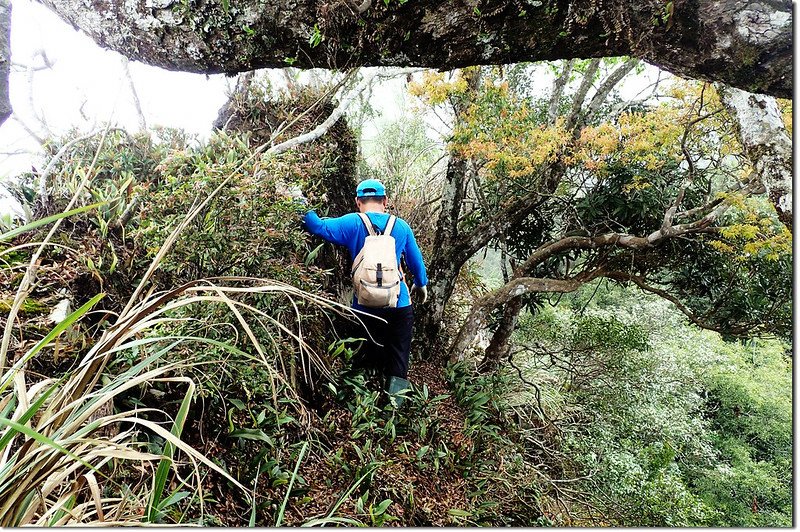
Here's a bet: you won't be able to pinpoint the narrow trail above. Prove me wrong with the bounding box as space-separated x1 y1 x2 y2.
282 359 474 526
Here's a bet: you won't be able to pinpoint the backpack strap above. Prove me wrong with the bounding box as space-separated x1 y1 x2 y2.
357 213 377 236
384 215 397 236
359 213 397 236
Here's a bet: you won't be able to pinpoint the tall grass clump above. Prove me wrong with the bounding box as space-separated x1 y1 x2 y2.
0 119 360 524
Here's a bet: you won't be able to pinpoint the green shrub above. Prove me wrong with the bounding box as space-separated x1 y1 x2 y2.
508 283 791 526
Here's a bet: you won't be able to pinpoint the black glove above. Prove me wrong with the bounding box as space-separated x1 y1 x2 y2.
411 284 428 304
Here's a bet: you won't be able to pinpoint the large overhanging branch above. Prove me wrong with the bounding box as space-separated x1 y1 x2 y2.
35 0 790 98
717 84 792 230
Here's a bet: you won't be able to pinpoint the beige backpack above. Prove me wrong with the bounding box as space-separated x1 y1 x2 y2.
351 213 401 308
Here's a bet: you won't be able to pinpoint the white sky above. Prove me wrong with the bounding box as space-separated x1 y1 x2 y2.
0 0 422 216
1 0 231 176
0 1 418 168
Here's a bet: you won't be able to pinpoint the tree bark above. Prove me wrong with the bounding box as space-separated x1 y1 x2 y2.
432 155 469 264
413 153 466 353
547 59 575 125
479 294 525 372
717 85 792 230
449 275 591 362
35 0 791 98
0 0 10 127
415 257 460 355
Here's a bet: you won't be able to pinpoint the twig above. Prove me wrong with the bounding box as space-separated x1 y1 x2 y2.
507 352 556 429
265 68 424 155
120 57 146 131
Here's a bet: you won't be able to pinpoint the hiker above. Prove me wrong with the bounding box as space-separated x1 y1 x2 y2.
294 178 428 407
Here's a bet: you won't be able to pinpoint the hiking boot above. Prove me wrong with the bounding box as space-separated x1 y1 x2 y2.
386 376 411 409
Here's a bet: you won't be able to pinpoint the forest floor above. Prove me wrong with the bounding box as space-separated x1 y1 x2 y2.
290 360 472 526
181 358 485 526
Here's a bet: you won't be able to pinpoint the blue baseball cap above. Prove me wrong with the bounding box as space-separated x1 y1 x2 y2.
356 178 387 198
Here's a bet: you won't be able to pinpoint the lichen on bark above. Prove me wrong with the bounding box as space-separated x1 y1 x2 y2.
33 0 792 98
718 84 792 229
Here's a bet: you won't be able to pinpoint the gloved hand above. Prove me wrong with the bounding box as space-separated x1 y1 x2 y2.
411 284 428 304
286 184 308 207
277 180 308 206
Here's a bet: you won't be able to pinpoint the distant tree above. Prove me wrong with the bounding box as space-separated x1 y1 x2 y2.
361 114 442 203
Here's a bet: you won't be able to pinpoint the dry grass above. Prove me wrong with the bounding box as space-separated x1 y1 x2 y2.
0 130 368 525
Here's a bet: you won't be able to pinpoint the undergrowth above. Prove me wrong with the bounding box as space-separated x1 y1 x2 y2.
0 111 551 525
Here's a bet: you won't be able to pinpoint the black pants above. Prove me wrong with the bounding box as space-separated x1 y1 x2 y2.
352 305 414 379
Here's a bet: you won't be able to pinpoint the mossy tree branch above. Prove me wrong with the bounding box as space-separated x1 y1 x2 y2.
34 0 791 98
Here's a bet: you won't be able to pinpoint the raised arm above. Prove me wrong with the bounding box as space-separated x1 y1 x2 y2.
302 211 356 247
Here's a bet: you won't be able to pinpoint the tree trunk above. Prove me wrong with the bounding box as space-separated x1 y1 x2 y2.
717 85 792 230
414 253 461 357
431 155 469 259
414 72 477 356
0 0 10 127
479 294 525 372
450 276 587 363
35 0 790 98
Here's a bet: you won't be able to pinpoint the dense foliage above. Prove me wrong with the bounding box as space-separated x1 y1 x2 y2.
509 283 792 526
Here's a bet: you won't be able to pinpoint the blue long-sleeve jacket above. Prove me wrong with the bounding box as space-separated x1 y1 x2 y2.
303 210 428 309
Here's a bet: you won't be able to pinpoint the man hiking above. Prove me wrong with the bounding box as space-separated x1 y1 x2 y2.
300 178 428 407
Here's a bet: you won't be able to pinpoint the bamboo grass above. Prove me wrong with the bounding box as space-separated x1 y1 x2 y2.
0 122 379 525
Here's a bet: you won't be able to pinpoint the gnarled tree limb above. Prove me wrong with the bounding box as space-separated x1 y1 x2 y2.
34 0 791 98
449 175 760 362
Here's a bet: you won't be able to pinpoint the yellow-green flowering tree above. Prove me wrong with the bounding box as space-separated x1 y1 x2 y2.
410 66 792 366
411 59 640 348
